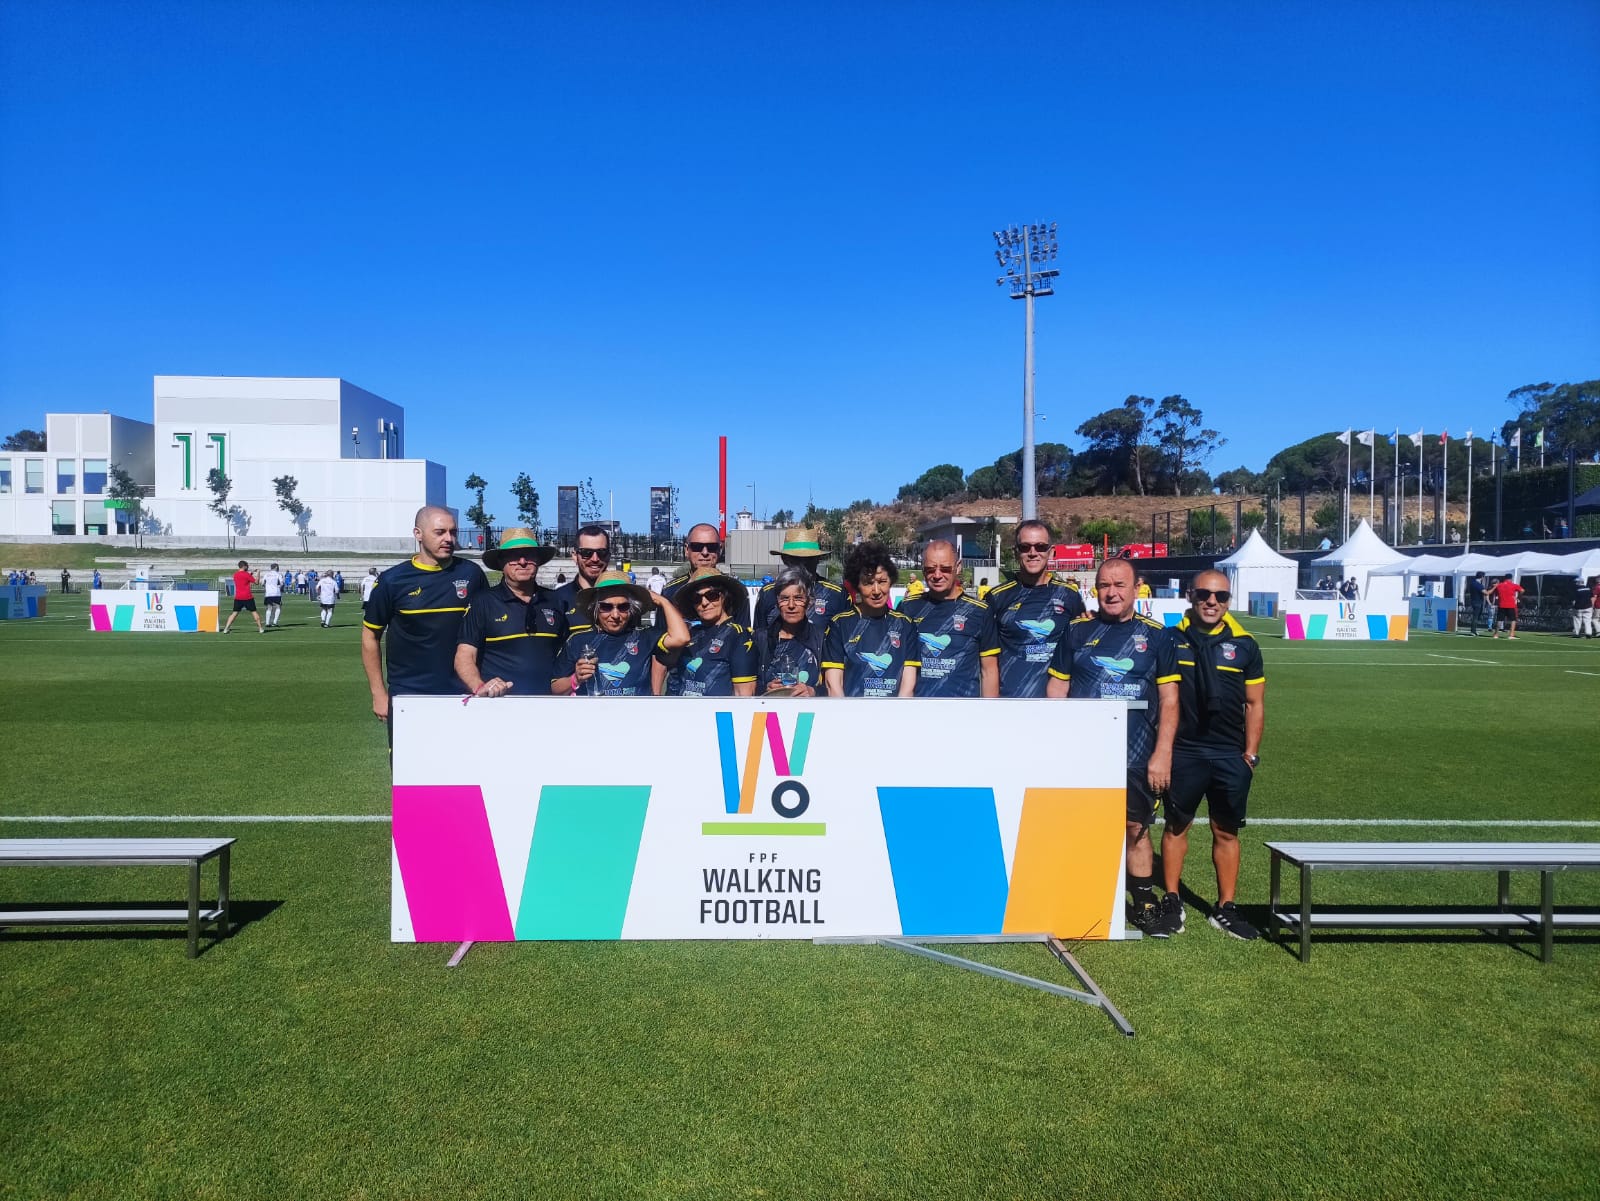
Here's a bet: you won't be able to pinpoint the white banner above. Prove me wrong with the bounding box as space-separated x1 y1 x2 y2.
391 697 1130 943
1282 600 1409 641
89 589 219 633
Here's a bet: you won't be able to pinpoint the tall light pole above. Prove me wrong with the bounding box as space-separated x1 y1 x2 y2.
994 222 1059 521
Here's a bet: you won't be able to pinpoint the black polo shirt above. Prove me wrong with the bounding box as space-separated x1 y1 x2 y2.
457 582 568 696
899 591 998 698
1171 611 1265 756
988 576 1087 698
364 556 488 695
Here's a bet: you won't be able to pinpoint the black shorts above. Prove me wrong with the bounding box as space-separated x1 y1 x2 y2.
265 594 282 605
1126 766 1159 827
1496 607 1517 622
233 598 257 612
1166 749 1254 833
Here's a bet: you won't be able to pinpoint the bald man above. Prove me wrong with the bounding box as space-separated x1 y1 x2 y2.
662 522 751 625
361 505 488 726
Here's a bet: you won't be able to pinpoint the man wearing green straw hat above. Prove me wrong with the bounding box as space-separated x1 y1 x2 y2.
752 526 850 631
456 528 564 699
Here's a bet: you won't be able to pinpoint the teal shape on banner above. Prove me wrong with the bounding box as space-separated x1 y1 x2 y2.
516 785 652 939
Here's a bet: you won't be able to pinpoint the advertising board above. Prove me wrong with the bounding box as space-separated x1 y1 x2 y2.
89 589 219 632
391 697 1129 943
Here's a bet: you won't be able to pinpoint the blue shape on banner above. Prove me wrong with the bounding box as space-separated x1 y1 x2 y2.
877 787 1007 935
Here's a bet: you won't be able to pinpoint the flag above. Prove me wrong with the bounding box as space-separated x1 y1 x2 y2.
1440 429 1449 445
1387 430 1399 446
1510 429 1522 449
1356 429 1375 447
1535 428 1545 448
1335 430 1351 445
1407 428 1425 446
1465 427 1473 441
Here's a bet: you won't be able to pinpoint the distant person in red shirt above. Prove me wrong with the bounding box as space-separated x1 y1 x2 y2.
1490 576 1524 640
222 559 265 634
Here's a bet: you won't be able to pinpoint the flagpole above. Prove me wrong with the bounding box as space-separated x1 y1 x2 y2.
1368 436 1375 523
1392 429 1400 545
1539 429 1545 469
1465 434 1474 553
1344 428 1352 540
1416 436 1424 544
1442 433 1449 544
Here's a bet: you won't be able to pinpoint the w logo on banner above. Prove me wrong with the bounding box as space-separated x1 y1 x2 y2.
715 711 815 819
1339 602 1356 620
144 593 164 612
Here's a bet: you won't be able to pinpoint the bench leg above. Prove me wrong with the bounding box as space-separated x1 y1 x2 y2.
1497 869 1512 944
1269 853 1281 944
187 860 200 959
1540 871 1554 964
1299 864 1312 963
217 847 232 939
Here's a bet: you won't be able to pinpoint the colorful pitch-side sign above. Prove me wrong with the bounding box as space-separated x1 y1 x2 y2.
89 589 219 633
1281 600 1409 641
391 697 1129 943
0 585 47 620
1132 598 1190 627
1408 595 1457 633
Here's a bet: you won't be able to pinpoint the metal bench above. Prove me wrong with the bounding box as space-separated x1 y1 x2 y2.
1266 841 1600 963
0 838 235 958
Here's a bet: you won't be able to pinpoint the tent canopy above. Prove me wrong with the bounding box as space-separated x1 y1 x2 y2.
1309 520 1408 568
1216 529 1296 568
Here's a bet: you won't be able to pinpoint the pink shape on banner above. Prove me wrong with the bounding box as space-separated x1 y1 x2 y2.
764 711 791 775
1285 613 1306 640
91 604 110 631
393 784 514 941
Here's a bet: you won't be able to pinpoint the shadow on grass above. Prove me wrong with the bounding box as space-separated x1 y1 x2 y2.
1260 921 1600 962
0 899 283 956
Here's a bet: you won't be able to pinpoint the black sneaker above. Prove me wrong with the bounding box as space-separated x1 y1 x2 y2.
1149 891 1185 938
1129 901 1161 936
1208 901 1259 941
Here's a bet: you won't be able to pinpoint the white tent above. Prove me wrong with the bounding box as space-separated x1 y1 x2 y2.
1215 530 1299 609
1309 520 1410 602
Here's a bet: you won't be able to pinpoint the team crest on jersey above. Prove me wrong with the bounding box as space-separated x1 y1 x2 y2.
626 637 640 655
539 608 556 624
953 618 965 631
454 579 470 598
889 630 901 648
1052 601 1065 614
1134 633 1148 654
1221 642 1237 661
812 600 828 615
709 638 724 655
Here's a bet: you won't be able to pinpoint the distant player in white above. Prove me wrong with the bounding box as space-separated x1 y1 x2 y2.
360 567 379 605
317 570 340 627
261 562 285 628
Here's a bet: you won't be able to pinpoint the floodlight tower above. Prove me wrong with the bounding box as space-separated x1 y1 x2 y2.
994 223 1060 521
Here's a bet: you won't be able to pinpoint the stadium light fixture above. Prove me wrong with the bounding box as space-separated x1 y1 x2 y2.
992 220 1061 520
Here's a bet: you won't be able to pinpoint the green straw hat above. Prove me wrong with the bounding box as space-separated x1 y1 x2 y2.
483 528 557 570
770 526 828 559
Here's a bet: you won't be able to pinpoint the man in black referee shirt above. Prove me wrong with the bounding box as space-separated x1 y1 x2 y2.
455 528 564 699
362 506 488 726
1161 569 1266 940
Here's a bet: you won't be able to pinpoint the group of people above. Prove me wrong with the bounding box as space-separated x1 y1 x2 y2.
221 561 381 633
361 507 1267 940
5 569 39 587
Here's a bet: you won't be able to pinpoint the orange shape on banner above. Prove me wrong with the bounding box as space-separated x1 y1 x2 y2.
1003 787 1124 939
1387 614 1408 640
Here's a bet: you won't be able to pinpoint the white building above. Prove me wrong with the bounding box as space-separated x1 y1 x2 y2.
0 376 449 546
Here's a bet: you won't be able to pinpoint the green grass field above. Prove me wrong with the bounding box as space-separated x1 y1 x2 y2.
3 592 1598 1200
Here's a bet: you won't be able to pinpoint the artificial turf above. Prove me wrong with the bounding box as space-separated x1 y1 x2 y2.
2 591 1598 1200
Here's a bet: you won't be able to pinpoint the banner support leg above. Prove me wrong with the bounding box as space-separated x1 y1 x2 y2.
446 940 474 968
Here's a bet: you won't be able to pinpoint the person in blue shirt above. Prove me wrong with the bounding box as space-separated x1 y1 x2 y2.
754 567 826 697
658 568 758 697
753 527 850 631
555 570 690 696
987 520 1086 697
823 541 920 698
1048 557 1180 936
899 539 999 698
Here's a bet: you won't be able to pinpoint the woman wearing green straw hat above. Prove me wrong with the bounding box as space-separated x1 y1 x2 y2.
554 569 691 696
657 568 758 698
752 526 850 631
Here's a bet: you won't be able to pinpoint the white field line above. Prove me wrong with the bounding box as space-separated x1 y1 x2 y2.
2 814 1598 829
1428 652 1499 665
1566 670 1600 678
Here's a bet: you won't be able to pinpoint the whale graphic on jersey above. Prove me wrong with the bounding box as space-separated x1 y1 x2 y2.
1018 618 1056 641
1091 655 1136 680
685 657 704 674
598 661 630 683
860 652 894 675
919 632 952 655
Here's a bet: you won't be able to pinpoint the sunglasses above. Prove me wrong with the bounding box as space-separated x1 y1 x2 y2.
687 541 721 554
693 591 724 606
596 600 632 614
1191 588 1231 603
502 555 541 566
574 547 610 559
1016 542 1051 554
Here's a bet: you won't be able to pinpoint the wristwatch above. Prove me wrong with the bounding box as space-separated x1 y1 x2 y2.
1244 753 1260 768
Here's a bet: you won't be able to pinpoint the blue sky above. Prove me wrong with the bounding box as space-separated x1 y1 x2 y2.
2 2 1596 530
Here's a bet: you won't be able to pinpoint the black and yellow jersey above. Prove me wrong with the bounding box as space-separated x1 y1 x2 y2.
1171 611 1265 755
364 556 487 695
